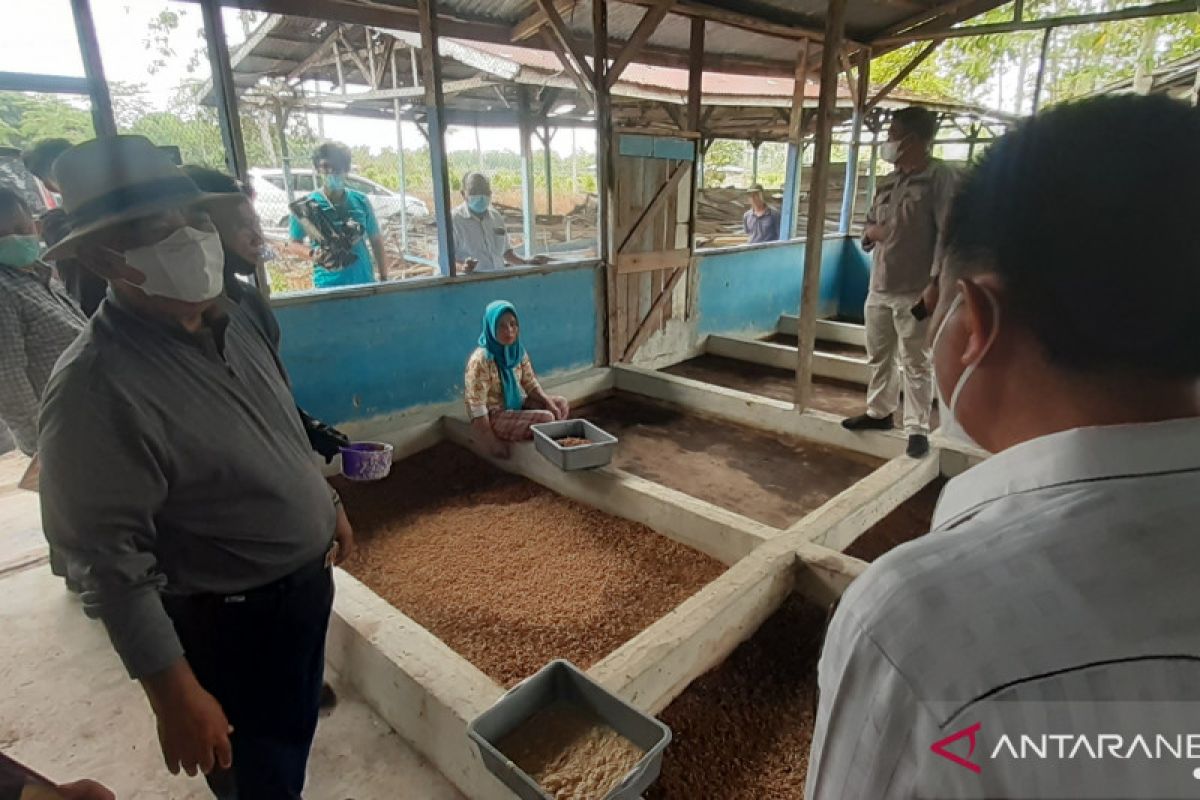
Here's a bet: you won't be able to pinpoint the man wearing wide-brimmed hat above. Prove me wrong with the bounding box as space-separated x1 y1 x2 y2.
37 136 354 798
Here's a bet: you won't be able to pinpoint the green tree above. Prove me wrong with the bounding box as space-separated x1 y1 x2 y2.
0 93 93 148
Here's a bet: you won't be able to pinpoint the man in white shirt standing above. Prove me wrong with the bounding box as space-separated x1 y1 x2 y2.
807 95 1200 799
451 172 547 274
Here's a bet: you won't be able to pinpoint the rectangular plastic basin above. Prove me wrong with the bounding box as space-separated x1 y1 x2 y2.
468 659 671 800
531 419 618 471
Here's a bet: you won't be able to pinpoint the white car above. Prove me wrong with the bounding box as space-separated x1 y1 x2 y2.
248 167 429 230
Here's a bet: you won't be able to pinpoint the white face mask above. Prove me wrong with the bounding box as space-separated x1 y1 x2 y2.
931 286 1001 451
123 226 225 303
880 139 902 164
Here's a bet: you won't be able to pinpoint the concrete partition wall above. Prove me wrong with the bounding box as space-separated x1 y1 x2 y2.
694 235 847 339
838 237 872 322
272 263 601 426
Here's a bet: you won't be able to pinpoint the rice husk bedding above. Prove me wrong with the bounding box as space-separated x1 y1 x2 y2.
843 477 947 562
646 596 827 799
555 436 591 448
334 442 726 687
497 703 645 800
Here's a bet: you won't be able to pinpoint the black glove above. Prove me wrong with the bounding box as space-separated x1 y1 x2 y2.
298 407 350 463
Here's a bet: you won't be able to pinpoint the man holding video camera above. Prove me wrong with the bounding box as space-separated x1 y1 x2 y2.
286 141 388 288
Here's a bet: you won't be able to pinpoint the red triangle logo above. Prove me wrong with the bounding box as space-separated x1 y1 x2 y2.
931 722 983 774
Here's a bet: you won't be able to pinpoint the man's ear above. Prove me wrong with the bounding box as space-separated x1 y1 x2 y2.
958 278 999 366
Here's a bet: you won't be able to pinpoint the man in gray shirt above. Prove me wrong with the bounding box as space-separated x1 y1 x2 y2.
842 107 957 458
452 172 547 274
37 136 353 798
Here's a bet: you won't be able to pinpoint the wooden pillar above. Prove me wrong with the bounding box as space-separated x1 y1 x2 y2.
417 0 456 277
795 0 849 409
543 123 554 214
966 122 980 160
275 102 296 204
686 18 704 251
200 0 248 181
750 141 760 185
69 0 117 137
780 38 810 241
519 88 537 259
838 49 869 234
390 51 409 255
594 0 617 361
1031 27 1053 115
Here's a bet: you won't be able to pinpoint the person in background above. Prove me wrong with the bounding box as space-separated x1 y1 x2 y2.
0 188 86 589
284 141 387 288
841 106 957 459
182 165 351 466
452 172 548 275
807 96 1200 799
0 188 85 458
22 138 106 316
465 300 569 459
38 136 353 798
743 183 781 243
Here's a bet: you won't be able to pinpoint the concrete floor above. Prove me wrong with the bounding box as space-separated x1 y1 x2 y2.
0 453 463 800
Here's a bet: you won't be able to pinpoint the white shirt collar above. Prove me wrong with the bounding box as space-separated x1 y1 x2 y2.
933 416 1200 530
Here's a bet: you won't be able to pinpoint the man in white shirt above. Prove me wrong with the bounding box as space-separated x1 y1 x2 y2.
806 95 1200 799
451 172 547 274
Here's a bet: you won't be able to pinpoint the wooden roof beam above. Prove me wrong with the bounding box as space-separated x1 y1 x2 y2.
533 0 595 85
510 0 578 42
607 0 676 89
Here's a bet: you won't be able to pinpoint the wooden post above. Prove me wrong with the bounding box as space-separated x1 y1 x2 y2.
417 0 456 277
543 123 554 215
69 0 117 137
780 37 810 241
391 51 410 256
966 122 980 160
519 88 537 259
686 17 704 312
838 48 870 234
1031 26 1053 114
795 0 849 409
275 102 295 204
750 141 760 185
200 0 248 181
594 0 621 363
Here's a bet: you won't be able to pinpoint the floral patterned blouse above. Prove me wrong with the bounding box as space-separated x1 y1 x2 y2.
463 347 541 418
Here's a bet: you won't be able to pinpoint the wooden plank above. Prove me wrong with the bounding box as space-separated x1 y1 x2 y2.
621 266 688 361
607 0 676 89
617 161 692 254
510 0 576 42
539 28 595 112
613 126 702 140
616 249 692 274
839 49 858 108
865 41 940 111
796 0 848 408
534 0 595 85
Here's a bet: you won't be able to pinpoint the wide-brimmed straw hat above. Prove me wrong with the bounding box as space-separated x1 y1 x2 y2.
43 135 239 260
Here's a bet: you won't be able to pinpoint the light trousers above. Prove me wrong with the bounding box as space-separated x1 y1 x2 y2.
864 289 933 435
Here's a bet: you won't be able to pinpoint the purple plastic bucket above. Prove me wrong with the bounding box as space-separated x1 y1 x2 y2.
339 441 394 481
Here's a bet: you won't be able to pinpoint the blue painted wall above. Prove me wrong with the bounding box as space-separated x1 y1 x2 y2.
695 235 846 336
838 238 872 321
274 264 599 424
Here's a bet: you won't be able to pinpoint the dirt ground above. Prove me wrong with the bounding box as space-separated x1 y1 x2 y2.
661 355 865 418
647 596 827 799
577 395 881 529
334 443 726 687
843 476 947 562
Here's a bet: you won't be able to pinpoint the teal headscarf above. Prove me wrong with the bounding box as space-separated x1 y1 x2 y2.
479 300 526 411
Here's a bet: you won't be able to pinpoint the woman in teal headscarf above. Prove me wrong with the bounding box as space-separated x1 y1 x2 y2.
465 300 570 458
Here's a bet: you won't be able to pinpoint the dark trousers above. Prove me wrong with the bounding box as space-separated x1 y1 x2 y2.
163 558 334 800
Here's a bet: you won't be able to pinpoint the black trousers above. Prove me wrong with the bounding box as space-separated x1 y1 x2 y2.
163 557 334 800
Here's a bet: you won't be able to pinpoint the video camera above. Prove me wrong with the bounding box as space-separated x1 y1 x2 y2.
289 197 364 270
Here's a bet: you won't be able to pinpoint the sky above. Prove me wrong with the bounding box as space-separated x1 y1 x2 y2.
3 0 594 157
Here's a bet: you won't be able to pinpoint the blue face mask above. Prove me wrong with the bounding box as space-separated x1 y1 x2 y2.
323 174 346 193
467 194 490 215
0 234 42 268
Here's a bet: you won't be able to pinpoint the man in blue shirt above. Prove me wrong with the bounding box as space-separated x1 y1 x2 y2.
286 142 388 288
743 184 781 244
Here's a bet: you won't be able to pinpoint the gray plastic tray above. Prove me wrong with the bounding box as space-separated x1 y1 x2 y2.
468 659 671 800
531 419 618 471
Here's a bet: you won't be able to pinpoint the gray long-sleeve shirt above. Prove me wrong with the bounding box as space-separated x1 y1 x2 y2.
38 293 336 679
